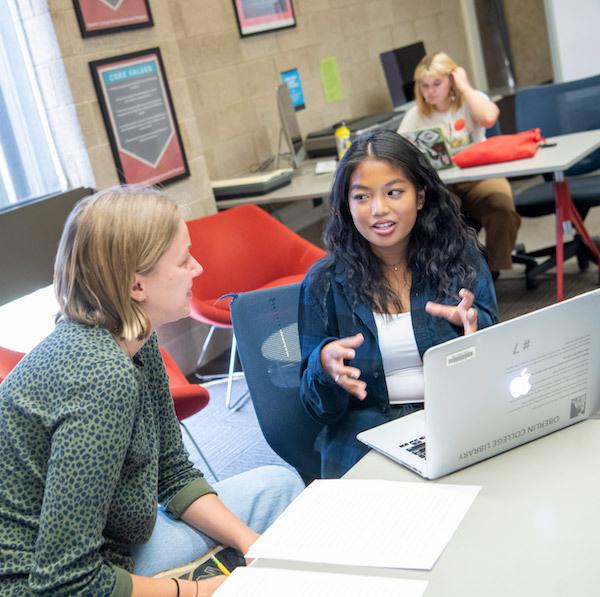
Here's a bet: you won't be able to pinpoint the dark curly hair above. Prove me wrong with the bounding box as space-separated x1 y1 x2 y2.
310 129 481 313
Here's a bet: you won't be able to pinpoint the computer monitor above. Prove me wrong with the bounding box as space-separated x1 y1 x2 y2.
380 41 426 108
280 68 305 111
276 83 305 169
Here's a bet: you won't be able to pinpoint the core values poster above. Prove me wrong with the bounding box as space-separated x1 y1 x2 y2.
90 48 190 187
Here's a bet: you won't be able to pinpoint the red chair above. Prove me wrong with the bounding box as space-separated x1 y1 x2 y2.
0 346 25 383
159 347 218 481
187 204 325 410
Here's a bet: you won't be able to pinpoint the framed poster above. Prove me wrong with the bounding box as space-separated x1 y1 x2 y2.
90 48 190 187
73 0 153 38
232 0 296 37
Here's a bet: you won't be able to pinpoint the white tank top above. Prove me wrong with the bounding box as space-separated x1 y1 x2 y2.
373 312 424 404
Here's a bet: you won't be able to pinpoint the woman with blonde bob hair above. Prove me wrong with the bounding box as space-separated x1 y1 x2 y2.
0 187 303 596
55 187 181 341
399 51 520 279
413 52 465 120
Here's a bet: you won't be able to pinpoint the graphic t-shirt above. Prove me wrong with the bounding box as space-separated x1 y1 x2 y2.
398 91 489 151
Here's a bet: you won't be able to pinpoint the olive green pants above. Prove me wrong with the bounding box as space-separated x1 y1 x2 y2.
450 177 521 272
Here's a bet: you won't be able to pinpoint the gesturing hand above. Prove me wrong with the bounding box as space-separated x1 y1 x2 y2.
320 333 367 400
425 288 478 336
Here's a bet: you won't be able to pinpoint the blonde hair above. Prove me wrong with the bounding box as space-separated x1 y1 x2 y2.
414 52 463 117
54 186 180 341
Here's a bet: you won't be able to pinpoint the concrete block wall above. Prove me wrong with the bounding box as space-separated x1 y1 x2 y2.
45 0 471 374
47 0 472 207
47 0 215 219
173 0 471 180
46 2 223 373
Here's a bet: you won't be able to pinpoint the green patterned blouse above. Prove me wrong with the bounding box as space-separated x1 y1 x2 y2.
0 320 215 596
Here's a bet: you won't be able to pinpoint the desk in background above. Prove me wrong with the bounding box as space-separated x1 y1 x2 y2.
255 419 600 596
218 131 600 301
215 160 334 210
439 130 600 301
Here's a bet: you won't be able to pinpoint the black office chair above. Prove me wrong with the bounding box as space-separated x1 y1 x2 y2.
513 75 600 288
230 283 323 484
485 121 502 138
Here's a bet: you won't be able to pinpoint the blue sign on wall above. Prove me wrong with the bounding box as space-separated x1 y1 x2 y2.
280 68 305 111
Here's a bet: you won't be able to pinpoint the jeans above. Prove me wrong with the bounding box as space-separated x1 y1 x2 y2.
131 465 304 576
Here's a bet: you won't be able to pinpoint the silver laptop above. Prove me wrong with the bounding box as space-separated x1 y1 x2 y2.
357 289 600 479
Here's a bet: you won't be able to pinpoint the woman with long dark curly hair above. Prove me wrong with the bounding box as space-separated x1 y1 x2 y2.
299 129 499 478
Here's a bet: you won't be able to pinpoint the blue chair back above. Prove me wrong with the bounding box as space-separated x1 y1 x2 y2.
515 75 600 175
485 120 502 137
230 283 323 482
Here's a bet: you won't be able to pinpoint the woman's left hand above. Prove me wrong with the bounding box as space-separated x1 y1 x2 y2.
425 288 478 335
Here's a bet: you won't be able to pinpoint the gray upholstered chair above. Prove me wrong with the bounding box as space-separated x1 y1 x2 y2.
230 283 322 483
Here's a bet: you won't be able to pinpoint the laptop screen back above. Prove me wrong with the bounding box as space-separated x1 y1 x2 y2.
380 41 426 108
277 84 305 169
423 289 600 478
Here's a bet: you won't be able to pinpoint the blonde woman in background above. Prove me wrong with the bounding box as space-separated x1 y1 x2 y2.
0 187 303 596
398 52 521 279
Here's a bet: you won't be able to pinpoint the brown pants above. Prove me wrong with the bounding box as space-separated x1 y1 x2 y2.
450 178 521 272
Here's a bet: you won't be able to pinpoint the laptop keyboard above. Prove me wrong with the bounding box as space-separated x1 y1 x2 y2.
400 436 426 459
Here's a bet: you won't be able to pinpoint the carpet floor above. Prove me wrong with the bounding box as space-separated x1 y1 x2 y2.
496 261 599 320
181 377 291 484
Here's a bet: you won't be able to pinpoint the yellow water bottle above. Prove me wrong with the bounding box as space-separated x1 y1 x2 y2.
335 123 351 159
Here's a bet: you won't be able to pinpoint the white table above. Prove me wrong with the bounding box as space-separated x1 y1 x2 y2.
441 130 600 183
0 285 57 353
215 160 334 209
443 130 600 301
255 419 600 596
218 131 600 300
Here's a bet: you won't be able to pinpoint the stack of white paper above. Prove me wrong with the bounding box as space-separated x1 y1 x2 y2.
247 479 480 570
214 567 428 597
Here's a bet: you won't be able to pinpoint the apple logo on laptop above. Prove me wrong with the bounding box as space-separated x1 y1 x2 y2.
509 368 532 398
